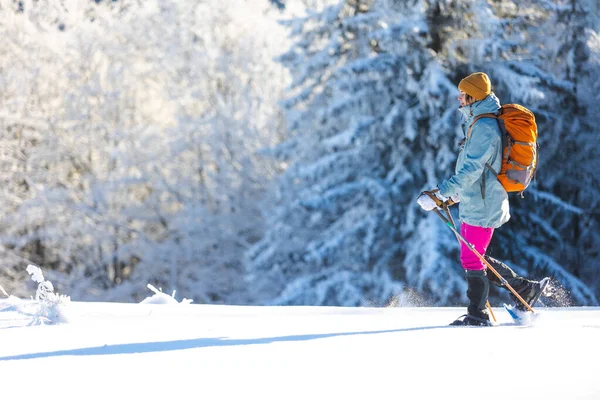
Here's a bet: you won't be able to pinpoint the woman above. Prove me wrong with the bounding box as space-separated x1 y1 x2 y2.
418 72 548 326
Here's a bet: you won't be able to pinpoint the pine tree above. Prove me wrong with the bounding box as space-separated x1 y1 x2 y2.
501 0 600 305
444 0 600 305
247 0 466 306
247 0 599 306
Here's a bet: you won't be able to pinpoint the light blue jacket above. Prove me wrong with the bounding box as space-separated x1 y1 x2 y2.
438 93 510 228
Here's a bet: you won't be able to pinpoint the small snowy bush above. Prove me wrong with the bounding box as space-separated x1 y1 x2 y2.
140 284 193 305
26 264 71 324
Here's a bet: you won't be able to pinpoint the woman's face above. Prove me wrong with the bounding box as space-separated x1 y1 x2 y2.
458 91 473 107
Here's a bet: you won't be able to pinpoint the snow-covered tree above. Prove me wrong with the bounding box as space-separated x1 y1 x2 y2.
246 0 467 306
247 0 599 306
1 0 597 306
440 0 600 305
0 0 291 303
497 0 600 304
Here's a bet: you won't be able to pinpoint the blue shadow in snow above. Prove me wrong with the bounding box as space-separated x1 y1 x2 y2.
0 325 451 361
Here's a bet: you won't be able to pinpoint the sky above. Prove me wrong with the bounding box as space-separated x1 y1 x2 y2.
1 287 599 400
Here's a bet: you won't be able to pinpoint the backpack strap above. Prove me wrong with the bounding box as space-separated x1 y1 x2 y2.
466 113 498 139
466 112 501 200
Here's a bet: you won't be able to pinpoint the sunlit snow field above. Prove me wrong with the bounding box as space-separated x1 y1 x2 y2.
1 294 599 400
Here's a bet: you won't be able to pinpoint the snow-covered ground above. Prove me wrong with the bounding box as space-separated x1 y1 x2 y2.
1 294 599 400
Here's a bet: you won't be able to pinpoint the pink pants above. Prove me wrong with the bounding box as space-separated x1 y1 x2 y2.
460 223 494 271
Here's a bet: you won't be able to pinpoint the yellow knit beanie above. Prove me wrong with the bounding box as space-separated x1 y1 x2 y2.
458 72 491 101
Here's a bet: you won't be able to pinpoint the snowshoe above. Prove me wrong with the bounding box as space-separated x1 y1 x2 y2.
503 303 540 325
450 313 493 327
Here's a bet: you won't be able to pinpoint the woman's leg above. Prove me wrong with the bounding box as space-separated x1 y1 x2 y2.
460 223 494 271
485 256 547 310
460 223 494 321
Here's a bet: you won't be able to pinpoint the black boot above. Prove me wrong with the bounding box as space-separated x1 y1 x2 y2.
450 270 492 326
485 256 549 311
514 277 551 311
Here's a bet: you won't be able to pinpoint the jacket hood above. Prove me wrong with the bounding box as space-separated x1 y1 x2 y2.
459 93 501 124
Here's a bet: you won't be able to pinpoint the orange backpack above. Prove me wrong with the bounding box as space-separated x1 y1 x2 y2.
468 104 538 195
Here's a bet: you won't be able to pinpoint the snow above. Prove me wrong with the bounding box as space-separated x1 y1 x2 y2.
139 284 193 305
1 295 599 400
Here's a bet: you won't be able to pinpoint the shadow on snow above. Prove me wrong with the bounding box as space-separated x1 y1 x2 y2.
0 325 452 361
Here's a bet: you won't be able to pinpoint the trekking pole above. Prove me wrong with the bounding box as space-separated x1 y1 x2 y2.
487 301 497 322
429 205 535 313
